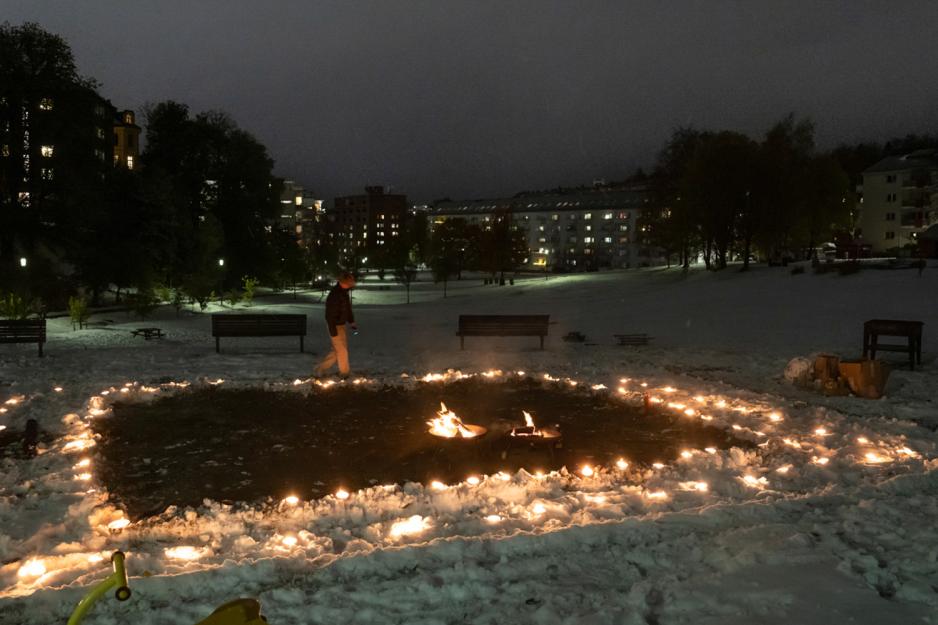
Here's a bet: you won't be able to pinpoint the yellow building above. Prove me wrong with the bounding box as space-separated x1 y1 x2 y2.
113 110 140 170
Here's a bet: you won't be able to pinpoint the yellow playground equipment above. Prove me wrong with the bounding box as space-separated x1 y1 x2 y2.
67 551 267 625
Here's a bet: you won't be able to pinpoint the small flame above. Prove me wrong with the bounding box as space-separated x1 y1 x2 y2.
814 427 828 436
53 386 63 393
531 503 547 515
652 462 665 469
768 412 783 422
857 436 869 444
430 480 447 490
335 489 350 500
680 450 693 459
427 403 479 438
645 490 669 500
466 476 480 486
107 518 131 530
615 458 628 470
283 495 299 506
579 464 594 477
281 535 298 547
484 514 502 523
704 447 717 454
812 456 830 466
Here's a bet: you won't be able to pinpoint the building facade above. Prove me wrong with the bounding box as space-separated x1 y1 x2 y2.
277 179 325 247
860 150 938 253
112 110 140 170
428 187 655 270
332 186 408 260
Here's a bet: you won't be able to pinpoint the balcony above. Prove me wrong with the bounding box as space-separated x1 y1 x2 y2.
901 175 933 189
900 211 925 228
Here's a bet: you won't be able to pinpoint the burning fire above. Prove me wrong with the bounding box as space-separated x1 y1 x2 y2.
427 403 480 438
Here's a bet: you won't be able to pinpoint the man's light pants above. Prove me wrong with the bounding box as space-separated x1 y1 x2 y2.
315 324 349 376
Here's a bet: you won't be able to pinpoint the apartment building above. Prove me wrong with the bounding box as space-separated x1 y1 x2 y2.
860 150 938 253
428 188 654 270
332 186 408 259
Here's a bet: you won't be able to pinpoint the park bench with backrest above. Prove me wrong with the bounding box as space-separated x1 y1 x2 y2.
862 319 924 370
211 314 307 353
457 314 550 350
0 318 47 357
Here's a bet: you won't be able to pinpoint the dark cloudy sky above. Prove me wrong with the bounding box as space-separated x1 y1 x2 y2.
7 1 938 201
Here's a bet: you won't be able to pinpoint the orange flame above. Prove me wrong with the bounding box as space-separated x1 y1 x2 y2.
427 403 478 438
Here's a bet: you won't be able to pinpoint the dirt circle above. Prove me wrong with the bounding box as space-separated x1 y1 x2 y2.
97 379 747 518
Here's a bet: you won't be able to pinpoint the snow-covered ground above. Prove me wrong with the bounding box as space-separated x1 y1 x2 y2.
1 265 936 624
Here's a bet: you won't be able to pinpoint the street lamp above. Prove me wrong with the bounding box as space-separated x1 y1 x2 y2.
19 257 27 268
218 258 225 267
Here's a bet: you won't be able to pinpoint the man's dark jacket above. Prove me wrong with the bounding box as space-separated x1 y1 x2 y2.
325 283 354 337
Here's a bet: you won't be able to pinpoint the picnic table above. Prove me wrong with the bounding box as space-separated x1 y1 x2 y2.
132 327 164 340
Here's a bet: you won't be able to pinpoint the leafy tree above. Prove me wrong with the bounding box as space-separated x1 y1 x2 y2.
479 214 528 284
141 102 281 289
647 128 707 268
0 22 109 293
428 219 467 297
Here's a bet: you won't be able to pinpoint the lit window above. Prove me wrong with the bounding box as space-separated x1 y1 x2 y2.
552 214 559 221
39 98 53 111
603 213 613 220
584 237 594 243
40 145 54 157
96 127 105 139
41 167 54 180
18 191 30 206
585 225 592 231
603 236 613 243
1 144 8 157
126 155 134 170
583 213 592 220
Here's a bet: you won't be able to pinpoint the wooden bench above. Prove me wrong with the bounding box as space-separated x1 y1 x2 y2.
211 314 307 353
614 333 652 346
0 318 47 357
132 327 164 340
457 314 549 350
862 319 923 370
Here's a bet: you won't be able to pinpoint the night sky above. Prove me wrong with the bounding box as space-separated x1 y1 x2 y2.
7 1 938 201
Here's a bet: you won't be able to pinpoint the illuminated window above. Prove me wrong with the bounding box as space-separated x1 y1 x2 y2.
552 214 559 221
38 98 53 111
603 236 613 243
96 127 105 139
585 225 592 232
18 191 30 206
40 145 54 157
1 144 8 157
584 237 594 243
126 155 134 169
41 167 54 180
603 213 613 220
583 213 592 220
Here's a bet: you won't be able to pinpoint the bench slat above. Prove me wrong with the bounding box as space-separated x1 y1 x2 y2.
0 319 46 356
211 314 307 353
457 314 549 350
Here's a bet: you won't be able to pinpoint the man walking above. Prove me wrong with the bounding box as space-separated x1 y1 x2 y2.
314 271 358 378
